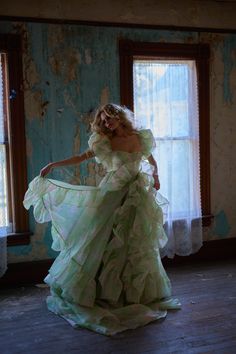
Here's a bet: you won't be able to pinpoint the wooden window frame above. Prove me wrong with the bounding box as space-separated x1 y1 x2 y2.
0 34 31 245
119 40 211 226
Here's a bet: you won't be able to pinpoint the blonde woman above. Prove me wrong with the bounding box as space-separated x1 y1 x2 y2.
24 103 180 336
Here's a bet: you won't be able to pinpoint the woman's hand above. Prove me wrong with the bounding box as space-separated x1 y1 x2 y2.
40 163 54 177
153 174 160 190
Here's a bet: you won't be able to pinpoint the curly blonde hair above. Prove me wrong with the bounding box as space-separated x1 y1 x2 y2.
91 103 137 136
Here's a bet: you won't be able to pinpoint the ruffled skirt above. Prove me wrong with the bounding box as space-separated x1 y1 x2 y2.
23 174 180 335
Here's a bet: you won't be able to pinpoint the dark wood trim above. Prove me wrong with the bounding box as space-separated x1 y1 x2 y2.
0 238 235 287
0 259 54 288
0 15 236 34
119 40 211 226
197 48 211 226
7 36 29 233
119 41 134 111
0 34 31 242
1 52 12 223
7 232 32 246
120 40 210 60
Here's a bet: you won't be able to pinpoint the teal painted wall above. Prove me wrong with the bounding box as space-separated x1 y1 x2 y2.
0 21 235 262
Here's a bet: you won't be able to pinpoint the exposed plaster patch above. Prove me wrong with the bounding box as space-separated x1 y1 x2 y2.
24 91 41 120
201 33 224 46
26 138 33 159
49 48 81 84
24 59 40 89
24 91 44 120
48 25 65 48
100 87 109 106
71 126 81 184
63 90 79 115
221 36 236 104
66 48 81 83
85 49 92 65
12 23 46 121
81 109 96 131
49 56 61 76
8 223 49 262
73 126 81 154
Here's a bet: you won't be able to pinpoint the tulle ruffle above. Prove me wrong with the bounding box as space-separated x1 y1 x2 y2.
24 173 180 335
88 129 156 170
23 128 180 335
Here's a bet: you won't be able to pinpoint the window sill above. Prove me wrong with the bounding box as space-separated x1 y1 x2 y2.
7 232 32 246
202 215 214 227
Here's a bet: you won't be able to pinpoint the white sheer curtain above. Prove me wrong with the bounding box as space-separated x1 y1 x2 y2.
134 60 202 258
0 54 8 277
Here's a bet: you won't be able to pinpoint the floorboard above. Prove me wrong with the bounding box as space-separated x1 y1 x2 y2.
0 259 235 354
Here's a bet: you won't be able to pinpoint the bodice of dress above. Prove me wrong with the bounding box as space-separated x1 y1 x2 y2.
88 129 155 173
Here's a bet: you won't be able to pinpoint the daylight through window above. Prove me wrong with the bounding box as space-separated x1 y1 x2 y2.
133 59 202 221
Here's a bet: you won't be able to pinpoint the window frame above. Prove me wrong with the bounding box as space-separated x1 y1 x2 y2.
0 34 31 245
119 40 211 226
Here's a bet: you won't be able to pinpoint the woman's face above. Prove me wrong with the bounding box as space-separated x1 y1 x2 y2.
101 112 120 131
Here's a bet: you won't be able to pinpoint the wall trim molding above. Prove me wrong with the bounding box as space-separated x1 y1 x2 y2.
0 15 236 34
1 238 235 287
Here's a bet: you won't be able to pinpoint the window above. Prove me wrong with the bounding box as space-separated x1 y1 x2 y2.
119 40 211 227
0 34 31 246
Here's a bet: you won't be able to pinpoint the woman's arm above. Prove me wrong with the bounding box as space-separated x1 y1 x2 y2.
147 154 160 190
40 150 95 177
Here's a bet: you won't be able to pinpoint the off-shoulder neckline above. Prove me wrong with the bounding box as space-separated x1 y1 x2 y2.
104 130 144 154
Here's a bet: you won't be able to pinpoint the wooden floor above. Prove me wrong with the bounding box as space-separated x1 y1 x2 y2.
0 259 236 354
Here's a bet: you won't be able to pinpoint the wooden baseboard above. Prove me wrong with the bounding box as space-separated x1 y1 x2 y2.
1 238 235 287
0 259 53 288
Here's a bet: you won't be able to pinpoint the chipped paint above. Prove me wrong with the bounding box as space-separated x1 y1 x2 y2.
221 35 236 104
26 138 33 172
8 223 57 262
49 47 81 83
47 25 65 48
70 126 81 185
24 59 40 88
85 49 92 65
100 87 109 106
25 90 45 120
0 21 235 262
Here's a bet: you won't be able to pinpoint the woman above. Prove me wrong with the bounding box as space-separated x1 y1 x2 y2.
24 103 180 335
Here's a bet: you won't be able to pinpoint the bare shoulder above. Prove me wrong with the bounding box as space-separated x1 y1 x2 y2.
110 132 141 152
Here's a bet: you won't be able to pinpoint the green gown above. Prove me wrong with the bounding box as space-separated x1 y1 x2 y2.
23 129 181 335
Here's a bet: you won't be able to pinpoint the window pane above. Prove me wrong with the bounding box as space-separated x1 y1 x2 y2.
133 59 201 220
133 60 196 138
0 144 8 229
154 139 197 218
0 53 11 235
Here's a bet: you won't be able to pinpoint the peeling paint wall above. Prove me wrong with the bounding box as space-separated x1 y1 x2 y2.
0 21 235 262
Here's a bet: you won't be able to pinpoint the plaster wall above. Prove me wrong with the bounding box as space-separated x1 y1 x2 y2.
0 20 235 262
1 0 236 30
